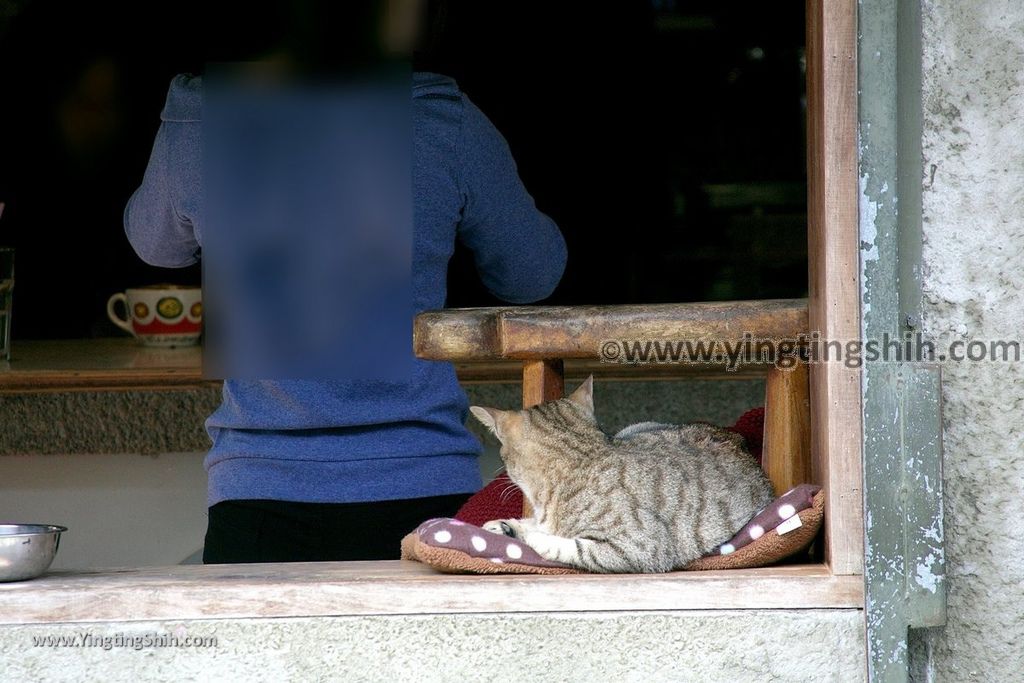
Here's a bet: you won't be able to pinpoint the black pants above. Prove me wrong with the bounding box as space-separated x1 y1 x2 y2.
202 494 470 564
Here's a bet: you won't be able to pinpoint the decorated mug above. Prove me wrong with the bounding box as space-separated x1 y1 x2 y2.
107 285 202 347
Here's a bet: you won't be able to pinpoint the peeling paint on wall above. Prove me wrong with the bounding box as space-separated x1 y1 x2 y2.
915 554 940 594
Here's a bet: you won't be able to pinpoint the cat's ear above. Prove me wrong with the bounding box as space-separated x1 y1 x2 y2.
567 375 595 413
470 406 511 442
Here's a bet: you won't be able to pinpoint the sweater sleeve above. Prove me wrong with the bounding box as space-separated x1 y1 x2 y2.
124 120 200 268
456 94 567 304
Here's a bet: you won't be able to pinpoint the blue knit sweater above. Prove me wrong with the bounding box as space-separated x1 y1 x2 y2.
125 72 567 506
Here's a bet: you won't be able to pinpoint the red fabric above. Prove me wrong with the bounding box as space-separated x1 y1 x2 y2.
726 406 765 464
456 472 520 527
455 406 767 527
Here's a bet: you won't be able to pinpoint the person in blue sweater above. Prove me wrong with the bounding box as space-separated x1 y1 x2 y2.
124 4 566 563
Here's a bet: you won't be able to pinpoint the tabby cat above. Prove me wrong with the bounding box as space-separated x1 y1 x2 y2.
470 376 774 573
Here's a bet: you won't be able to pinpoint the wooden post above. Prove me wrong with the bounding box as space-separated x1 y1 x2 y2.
762 363 812 497
520 359 564 517
806 0 863 574
522 359 564 409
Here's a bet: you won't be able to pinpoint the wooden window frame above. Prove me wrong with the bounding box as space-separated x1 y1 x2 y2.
805 0 862 578
0 0 862 625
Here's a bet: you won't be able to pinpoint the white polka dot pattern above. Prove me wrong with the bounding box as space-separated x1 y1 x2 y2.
706 484 821 557
414 518 572 568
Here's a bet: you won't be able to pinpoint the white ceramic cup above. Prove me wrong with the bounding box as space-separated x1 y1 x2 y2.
107 285 202 347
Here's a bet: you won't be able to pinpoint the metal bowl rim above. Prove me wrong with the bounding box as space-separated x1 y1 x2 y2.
0 524 68 537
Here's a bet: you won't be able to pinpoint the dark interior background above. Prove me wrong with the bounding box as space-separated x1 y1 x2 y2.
0 0 807 340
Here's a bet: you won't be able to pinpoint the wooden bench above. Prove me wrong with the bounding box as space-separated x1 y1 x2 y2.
414 298 813 515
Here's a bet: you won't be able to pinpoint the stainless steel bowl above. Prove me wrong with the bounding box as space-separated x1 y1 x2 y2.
0 524 67 582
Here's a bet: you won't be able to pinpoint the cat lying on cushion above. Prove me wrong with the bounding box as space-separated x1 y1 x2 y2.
470 376 774 573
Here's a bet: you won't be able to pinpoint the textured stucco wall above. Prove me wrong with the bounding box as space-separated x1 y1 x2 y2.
0 389 221 455
0 379 764 456
915 1 1024 679
2 610 864 683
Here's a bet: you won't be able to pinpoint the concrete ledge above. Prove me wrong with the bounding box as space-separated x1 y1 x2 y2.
2 610 866 682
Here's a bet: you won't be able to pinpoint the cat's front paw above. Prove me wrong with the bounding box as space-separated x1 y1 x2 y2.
482 519 519 538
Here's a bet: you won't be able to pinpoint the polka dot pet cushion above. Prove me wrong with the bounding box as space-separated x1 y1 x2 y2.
400 519 582 575
683 485 823 571
401 485 824 574
713 483 818 556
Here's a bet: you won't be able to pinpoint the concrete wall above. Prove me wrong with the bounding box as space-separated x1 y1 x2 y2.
3 610 864 683
913 1 1024 679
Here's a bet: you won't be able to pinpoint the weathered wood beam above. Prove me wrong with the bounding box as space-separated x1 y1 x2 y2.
414 299 808 362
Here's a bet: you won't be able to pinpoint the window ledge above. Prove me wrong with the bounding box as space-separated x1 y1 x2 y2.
0 339 770 395
0 338 210 394
1 560 863 625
